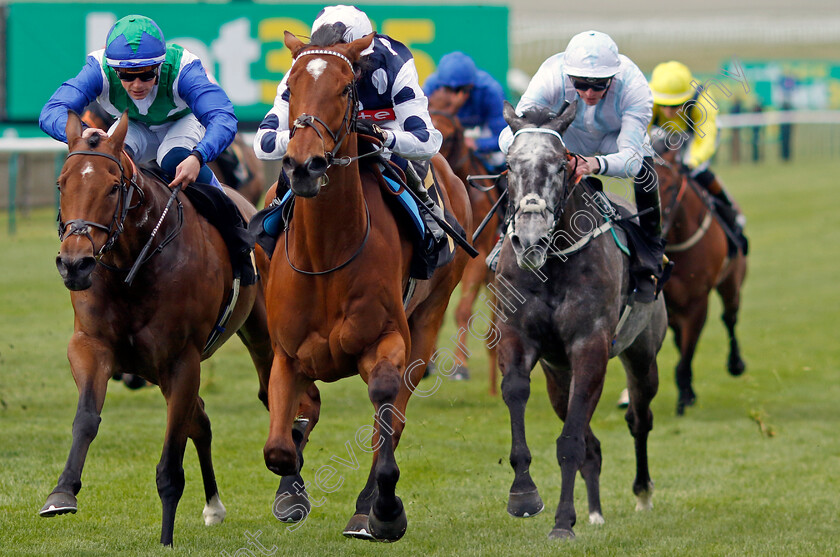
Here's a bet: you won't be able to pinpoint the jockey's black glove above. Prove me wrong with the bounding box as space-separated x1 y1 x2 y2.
355 120 387 143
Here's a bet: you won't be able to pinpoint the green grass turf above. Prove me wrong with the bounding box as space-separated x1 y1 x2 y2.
1 158 838 556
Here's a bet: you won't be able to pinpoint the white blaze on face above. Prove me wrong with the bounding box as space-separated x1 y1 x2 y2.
306 58 328 81
80 162 95 177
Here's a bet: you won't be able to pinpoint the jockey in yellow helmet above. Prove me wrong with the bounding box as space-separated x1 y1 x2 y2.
649 61 747 250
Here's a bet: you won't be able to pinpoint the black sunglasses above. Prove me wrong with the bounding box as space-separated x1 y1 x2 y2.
571 78 611 92
116 68 159 83
443 85 473 94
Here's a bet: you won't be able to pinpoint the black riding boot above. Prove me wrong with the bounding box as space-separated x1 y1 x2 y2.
633 157 666 301
696 172 749 255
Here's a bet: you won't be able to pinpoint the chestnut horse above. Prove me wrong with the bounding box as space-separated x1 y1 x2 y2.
258 31 471 542
652 136 748 415
41 112 274 546
497 102 667 539
428 99 502 394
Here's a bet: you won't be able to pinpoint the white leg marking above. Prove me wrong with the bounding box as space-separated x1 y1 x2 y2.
589 511 605 525
203 494 226 525
635 491 654 511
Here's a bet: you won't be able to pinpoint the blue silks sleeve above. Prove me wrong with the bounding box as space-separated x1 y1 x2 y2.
39 56 104 142
177 59 237 163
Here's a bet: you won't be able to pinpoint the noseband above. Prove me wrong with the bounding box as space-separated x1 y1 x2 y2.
288 49 359 169
57 150 142 258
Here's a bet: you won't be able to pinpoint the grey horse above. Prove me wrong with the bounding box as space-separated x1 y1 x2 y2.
495 101 668 539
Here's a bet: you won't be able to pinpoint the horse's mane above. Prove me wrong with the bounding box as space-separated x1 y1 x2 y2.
305 23 374 74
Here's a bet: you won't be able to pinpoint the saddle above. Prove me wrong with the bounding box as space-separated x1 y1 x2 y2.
583 177 670 303
140 163 256 286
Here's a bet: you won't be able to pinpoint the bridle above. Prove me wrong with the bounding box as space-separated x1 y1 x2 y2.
57 150 143 259
505 127 577 235
287 49 360 170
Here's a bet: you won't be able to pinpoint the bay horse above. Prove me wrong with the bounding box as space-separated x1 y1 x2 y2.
428 96 502 394
42 112 274 546
652 133 748 415
496 101 667 539
259 30 471 542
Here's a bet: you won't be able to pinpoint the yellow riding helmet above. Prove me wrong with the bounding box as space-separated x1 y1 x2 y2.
650 61 695 106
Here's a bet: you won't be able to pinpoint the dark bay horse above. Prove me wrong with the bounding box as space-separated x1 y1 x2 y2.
496 101 667 539
42 112 274 546
652 136 748 415
429 96 502 394
259 31 471 542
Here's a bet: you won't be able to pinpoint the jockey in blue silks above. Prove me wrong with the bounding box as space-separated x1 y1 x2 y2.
40 14 254 284
423 51 507 170
253 4 445 241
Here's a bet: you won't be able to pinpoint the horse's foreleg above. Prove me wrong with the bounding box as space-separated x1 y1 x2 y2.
358 332 408 542
452 258 486 381
499 335 544 519
264 353 313 523
157 352 201 546
40 338 111 518
551 337 609 540
717 260 747 377
674 298 709 415
273 383 320 524
188 396 225 526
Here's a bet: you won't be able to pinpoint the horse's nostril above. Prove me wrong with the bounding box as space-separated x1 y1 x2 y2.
306 156 328 177
77 257 96 275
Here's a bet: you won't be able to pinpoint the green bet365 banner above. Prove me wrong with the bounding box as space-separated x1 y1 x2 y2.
7 3 508 123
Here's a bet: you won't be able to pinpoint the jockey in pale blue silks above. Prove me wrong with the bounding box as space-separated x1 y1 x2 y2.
39 14 254 283
254 4 445 241
492 30 665 297
423 51 507 170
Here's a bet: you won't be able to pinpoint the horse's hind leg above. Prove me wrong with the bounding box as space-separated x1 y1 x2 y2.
499 335 544 519
40 342 111 517
717 259 747 376
452 258 487 382
189 396 225 526
157 353 202 546
619 339 660 513
273 383 321 524
674 298 709 415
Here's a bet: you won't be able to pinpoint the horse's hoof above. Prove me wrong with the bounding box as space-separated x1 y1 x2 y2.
676 401 686 416
728 357 746 376
39 492 77 517
507 489 544 518
589 511 605 525
122 373 147 389
368 498 407 542
634 480 654 511
203 494 226 525
273 489 310 523
342 513 374 540
548 528 575 540
449 364 470 381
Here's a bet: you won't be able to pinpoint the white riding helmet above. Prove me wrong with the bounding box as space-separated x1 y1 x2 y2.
563 30 621 79
312 5 374 42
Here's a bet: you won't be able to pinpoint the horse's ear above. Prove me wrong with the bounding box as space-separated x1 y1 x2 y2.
66 110 82 146
346 33 375 62
550 101 577 134
503 101 524 133
284 31 306 59
109 112 129 150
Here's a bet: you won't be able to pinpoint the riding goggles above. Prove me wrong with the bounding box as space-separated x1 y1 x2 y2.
116 67 159 83
571 78 611 92
443 84 473 94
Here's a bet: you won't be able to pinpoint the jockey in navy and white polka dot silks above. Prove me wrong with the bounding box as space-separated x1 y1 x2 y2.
253 5 442 163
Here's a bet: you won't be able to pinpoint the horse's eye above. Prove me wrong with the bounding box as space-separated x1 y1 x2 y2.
109 184 119 195
342 84 352 96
